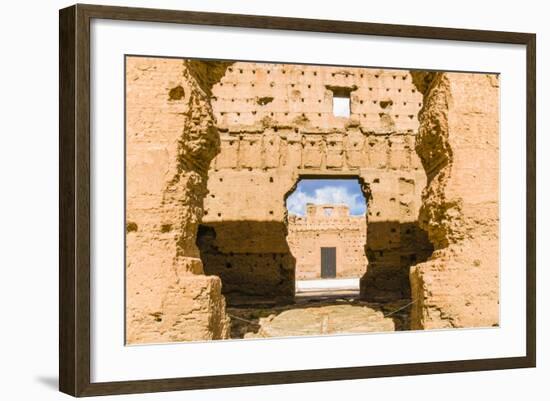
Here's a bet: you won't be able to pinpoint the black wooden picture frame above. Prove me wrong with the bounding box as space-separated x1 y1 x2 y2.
59 3 536 397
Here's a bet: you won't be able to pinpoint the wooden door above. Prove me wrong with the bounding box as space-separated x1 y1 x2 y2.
321 247 336 278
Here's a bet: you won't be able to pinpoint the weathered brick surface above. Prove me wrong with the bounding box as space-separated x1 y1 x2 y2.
409 72 499 329
125 57 230 344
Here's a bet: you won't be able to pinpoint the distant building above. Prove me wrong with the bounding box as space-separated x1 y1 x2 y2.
288 204 367 280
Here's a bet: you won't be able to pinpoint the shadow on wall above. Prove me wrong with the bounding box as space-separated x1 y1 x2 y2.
197 222 296 306
361 221 433 301
197 220 432 305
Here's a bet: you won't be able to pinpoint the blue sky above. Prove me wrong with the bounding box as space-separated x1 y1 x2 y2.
286 179 367 216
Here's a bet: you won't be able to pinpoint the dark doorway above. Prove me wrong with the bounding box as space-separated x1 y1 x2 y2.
321 247 336 278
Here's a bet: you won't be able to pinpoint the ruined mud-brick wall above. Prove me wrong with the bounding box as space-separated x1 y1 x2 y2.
409 72 499 329
198 62 433 305
125 57 231 343
287 204 367 279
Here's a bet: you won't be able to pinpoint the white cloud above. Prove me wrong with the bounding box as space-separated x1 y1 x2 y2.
286 186 366 216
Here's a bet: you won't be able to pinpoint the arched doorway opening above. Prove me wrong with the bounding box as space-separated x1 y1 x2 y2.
285 177 369 301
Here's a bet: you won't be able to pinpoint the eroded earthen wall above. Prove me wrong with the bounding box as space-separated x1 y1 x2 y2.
125 58 498 336
125 57 231 343
409 72 500 329
197 63 433 304
288 204 367 279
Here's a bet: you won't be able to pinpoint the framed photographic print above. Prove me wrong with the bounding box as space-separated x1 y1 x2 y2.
59 4 536 397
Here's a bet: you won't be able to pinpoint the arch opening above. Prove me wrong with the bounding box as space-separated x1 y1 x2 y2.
285 177 369 301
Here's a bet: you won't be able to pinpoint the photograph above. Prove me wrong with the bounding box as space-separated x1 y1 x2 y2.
125 57 500 344
0 0 542 398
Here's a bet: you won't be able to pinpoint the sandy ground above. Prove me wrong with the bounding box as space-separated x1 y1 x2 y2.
227 279 412 339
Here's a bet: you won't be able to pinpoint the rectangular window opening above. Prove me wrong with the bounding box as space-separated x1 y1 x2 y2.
332 95 350 117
